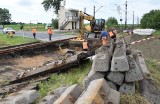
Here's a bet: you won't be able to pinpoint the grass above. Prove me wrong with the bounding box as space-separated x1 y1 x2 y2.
120 93 151 104
145 59 160 89
0 33 39 47
4 24 47 31
153 30 160 36
37 60 92 100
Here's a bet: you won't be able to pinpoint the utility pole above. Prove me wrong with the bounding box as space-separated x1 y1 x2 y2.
137 16 139 27
125 1 127 29
93 6 95 18
84 8 86 13
133 11 134 29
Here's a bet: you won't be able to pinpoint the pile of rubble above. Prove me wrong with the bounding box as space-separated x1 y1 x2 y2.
1 38 160 104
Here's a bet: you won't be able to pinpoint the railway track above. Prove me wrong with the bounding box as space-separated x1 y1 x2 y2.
0 37 75 55
0 51 94 98
0 38 101 98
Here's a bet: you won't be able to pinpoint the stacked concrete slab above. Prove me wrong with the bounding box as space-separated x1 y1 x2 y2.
76 78 120 104
83 41 114 88
106 38 144 94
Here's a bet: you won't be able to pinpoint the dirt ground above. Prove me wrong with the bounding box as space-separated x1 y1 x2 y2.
0 50 65 83
123 34 160 61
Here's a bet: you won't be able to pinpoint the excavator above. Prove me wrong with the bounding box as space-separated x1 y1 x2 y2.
76 11 105 40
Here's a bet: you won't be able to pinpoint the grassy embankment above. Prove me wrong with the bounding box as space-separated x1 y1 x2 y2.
0 33 39 47
36 61 92 102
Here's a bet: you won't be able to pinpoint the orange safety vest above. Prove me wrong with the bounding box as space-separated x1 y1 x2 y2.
32 29 36 33
82 41 89 50
102 37 107 45
109 32 114 37
48 29 52 35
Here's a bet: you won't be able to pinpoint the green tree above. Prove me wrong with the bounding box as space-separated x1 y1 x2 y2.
106 17 118 28
140 10 160 29
41 0 63 14
0 8 11 26
52 19 58 29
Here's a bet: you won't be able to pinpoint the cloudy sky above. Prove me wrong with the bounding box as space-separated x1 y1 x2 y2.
0 0 160 24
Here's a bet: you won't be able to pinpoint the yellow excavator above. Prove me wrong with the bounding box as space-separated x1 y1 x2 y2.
77 11 105 40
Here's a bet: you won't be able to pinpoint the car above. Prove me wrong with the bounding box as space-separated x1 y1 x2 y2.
3 27 15 34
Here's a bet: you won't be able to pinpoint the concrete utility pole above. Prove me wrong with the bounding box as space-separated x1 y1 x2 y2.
133 11 134 29
93 6 95 18
84 8 86 13
137 16 139 27
125 1 127 29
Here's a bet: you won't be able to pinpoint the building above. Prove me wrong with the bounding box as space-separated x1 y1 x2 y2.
58 6 80 30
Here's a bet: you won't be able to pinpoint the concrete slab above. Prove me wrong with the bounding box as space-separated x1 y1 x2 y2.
20 90 39 103
139 79 160 104
53 87 68 97
54 84 83 104
111 39 129 72
107 81 117 90
119 82 135 94
125 55 143 82
75 78 110 104
95 41 114 58
0 92 28 104
92 53 110 72
0 90 39 104
107 72 124 85
106 89 120 104
134 51 152 79
39 95 57 104
83 69 105 88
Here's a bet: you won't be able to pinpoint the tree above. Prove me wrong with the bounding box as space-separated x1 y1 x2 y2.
52 19 58 29
140 10 160 29
0 8 11 26
106 17 118 28
41 0 63 14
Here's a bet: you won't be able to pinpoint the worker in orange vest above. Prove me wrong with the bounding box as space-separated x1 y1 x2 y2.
48 27 53 41
32 27 37 39
82 39 89 51
10 31 13 38
109 30 116 42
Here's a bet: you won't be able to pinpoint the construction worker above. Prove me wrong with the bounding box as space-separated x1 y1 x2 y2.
10 31 13 38
109 30 116 42
82 39 89 51
32 27 37 39
48 27 53 41
100 30 108 46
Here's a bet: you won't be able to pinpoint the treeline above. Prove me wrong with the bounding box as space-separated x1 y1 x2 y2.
140 10 160 30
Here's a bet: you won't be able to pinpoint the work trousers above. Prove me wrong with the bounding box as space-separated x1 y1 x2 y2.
49 34 52 41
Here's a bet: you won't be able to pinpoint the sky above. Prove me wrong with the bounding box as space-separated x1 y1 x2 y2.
0 0 160 24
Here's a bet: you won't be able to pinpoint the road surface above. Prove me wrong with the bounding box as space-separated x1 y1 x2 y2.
15 31 77 42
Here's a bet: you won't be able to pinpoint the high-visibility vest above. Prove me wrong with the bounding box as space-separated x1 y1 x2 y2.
102 37 107 45
32 29 36 33
82 41 88 49
10 31 13 37
109 32 114 37
48 29 52 35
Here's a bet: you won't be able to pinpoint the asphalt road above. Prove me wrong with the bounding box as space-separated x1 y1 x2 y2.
13 30 76 42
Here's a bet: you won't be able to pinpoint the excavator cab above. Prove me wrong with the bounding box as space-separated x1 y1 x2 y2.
92 19 105 38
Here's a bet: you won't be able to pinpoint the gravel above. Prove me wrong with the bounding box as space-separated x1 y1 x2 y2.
125 34 160 61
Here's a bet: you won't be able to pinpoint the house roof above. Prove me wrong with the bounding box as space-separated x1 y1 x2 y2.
68 8 79 12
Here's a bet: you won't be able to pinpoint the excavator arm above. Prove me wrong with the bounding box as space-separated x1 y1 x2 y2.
77 11 95 40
